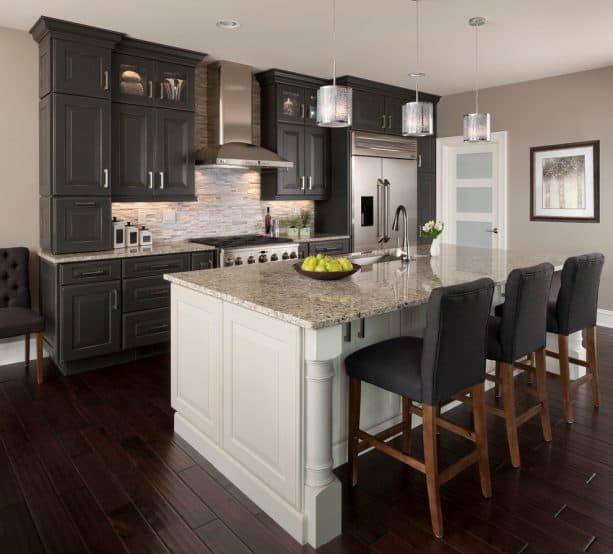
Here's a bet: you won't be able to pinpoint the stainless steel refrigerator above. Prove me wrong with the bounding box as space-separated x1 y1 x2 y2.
351 131 418 252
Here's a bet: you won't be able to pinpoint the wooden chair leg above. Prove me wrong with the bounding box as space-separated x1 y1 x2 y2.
36 332 44 385
535 348 552 442
348 377 361 486
402 397 412 454
501 363 521 468
586 326 601 408
558 334 574 423
25 333 30 368
526 353 535 385
471 383 491 498
422 404 443 538
494 362 501 398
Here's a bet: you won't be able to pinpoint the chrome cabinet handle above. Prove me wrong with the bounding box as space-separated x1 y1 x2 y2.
103 70 109 91
344 322 352 342
381 114 386 129
358 318 366 338
376 179 384 242
103 168 109 188
300 176 305 191
148 81 153 99
148 171 154 189
308 176 313 190
112 289 119 310
300 104 305 119
418 154 422 168
74 201 95 207
488 227 499 234
159 171 165 190
388 115 392 129
160 82 164 99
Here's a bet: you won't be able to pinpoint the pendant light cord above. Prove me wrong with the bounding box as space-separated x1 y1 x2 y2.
474 22 479 113
415 0 420 102
332 0 337 85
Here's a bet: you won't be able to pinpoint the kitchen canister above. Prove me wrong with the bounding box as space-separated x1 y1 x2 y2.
139 226 153 246
125 222 139 247
112 217 125 248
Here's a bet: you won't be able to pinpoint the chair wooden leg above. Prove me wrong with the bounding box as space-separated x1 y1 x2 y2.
501 362 521 468
494 362 501 398
422 404 443 538
558 334 574 423
36 332 44 385
535 348 552 442
471 383 491 498
527 353 535 385
348 377 361 486
586 326 601 408
25 334 30 368
402 397 412 454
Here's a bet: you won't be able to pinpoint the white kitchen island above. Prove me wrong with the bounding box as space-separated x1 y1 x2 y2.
164 245 575 548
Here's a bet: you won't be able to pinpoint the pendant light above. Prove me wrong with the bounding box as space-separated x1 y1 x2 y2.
402 0 433 137
463 17 491 142
317 0 352 127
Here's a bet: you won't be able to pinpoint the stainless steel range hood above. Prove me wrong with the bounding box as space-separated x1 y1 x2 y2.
195 61 293 169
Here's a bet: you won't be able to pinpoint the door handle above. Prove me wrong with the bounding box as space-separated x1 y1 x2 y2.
300 104 305 119
103 168 109 189
488 227 499 234
376 179 384 243
148 81 153 99
159 171 165 190
418 154 422 168
148 171 154 189
160 82 164 99
103 70 109 91
112 289 119 310
383 179 391 242
308 176 313 190
381 114 386 129
300 176 305 191
73 201 95 207
388 115 392 129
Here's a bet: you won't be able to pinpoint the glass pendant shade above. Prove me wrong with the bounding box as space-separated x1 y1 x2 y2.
402 100 433 137
463 112 491 142
316 85 352 127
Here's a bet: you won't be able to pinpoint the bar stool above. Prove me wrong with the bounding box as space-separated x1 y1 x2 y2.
546 253 604 423
482 263 554 468
346 278 495 538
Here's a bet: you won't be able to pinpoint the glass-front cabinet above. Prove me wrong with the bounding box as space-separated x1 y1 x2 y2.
305 88 318 124
157 62 193 111
276 84 319 125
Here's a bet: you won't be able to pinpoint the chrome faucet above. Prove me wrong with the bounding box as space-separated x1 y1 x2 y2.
391 205 410 262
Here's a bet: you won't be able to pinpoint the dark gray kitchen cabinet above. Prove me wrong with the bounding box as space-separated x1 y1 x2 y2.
155 108 194 197
308 239 351 257
112 103 155 198
274 123 305 196
417 134 436 173
156 62 194 111
352 89 386 133
60 280 121 361
123 307 170 349
191 251 216 270
305 126 329 196
50 94 111 196
384 96 405 136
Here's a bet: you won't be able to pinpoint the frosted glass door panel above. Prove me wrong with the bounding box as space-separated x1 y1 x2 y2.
457 221 492 248
457 187 493 213
456 152 493 179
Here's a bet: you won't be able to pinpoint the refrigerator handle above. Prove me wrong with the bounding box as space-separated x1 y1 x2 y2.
384 179 391 243
376 179 384 243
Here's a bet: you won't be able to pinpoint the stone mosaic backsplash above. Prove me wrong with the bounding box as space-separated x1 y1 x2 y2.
112 168 314 241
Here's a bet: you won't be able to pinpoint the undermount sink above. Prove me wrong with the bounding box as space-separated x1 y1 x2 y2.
349 252 405 266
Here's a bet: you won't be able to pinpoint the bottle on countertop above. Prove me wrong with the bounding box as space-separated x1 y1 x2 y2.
139 225 153 246
272 219 280 238
112 217 125 249
265 206 272 236
125 221 139 247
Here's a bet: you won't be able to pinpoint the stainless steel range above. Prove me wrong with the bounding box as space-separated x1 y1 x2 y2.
190 235 299 267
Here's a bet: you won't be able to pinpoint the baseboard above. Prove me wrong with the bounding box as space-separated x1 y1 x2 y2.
0 335 48 367
597 309 613 329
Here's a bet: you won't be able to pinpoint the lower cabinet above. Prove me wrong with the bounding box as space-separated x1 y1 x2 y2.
123 307 170 349
60 280 121 361
308 239 351 257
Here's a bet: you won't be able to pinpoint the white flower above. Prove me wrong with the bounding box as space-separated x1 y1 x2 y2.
434 221 444 232
423 221 434 232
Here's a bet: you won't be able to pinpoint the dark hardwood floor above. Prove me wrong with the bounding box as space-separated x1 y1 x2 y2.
1 329 612 553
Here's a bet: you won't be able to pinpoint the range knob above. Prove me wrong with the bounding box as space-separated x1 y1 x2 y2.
289 251 297 259
247 256 256 264
234 257 243 265
258 251 268 263
224 258 235 267
270 253 279 261
281 252 290 260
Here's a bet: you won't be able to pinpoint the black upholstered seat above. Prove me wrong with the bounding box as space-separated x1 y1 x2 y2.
0 248 45 383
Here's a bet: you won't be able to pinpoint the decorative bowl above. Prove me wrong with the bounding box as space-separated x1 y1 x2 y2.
293 262 361 280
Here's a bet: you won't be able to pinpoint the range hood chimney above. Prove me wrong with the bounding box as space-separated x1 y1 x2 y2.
195 61 293 169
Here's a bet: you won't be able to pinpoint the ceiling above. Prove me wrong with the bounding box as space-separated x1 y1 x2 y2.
3 0 613 95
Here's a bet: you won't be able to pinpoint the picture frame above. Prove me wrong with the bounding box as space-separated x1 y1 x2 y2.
530 140 600 222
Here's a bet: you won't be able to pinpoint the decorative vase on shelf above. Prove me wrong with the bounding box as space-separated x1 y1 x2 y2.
299 227 311 239
429 238 441 257
287 227 299 239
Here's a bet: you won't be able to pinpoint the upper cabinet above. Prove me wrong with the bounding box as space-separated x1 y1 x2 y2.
256 70 330 200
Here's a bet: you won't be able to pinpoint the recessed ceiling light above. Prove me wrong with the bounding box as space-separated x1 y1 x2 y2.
216 19 240 30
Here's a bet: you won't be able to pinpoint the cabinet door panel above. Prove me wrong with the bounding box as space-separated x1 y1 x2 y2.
277 84 305 124
60 281 120 361
191 251 217 270
304 126 329 197
276 123 304 196
112 103 155 198
112 54 156 106
384 96 405 136
352 90 386 133
54 94 111 196
53 39 110 98
53 197 111 253
417 171 436 244
123 308 170 349
155 109 195 197
156 62 194 111
304 87 319 125
417 135 436 173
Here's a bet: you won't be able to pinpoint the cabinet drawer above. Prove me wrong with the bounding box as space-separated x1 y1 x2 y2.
60 260 121 285
123 308 170 349
308 239 350 257
123 253 190 278
53 197 112 254
191 251 216 270
123 276 170 312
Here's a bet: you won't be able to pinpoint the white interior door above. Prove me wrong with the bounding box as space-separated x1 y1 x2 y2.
436 132 507 250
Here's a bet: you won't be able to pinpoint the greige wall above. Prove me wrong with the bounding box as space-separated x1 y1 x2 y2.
0 27 39 303
437 66 613 310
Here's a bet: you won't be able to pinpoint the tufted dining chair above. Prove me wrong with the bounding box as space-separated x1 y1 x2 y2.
0 248 45 383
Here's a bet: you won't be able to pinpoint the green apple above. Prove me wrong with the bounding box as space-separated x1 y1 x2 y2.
339 258 353 271
326 260 343 272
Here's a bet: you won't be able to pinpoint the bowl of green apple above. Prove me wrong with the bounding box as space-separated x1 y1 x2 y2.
293 254 361 280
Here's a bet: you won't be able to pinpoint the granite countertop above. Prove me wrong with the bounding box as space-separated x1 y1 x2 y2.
283 233 351 244
39 240 216 264
165 244 569 329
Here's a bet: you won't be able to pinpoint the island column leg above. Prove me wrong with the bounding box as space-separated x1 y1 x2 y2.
303 325 343 548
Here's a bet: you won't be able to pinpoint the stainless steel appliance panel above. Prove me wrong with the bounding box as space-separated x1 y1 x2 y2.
351 156 382 252
383 158 418 250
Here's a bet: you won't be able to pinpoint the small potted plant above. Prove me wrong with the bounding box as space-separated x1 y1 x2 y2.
420 220 444 257
299 209 311 239
285 215 301 239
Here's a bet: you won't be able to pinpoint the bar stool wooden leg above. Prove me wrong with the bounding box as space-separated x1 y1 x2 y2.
586 326 600 408
494 362 501 398
422 404 443 538
527 353 535 385
535 348 552 442
402 397 412 454
472 383 492 498
558 334 574 423
25 334 30 368
501 363 521 468
348 377 361 486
